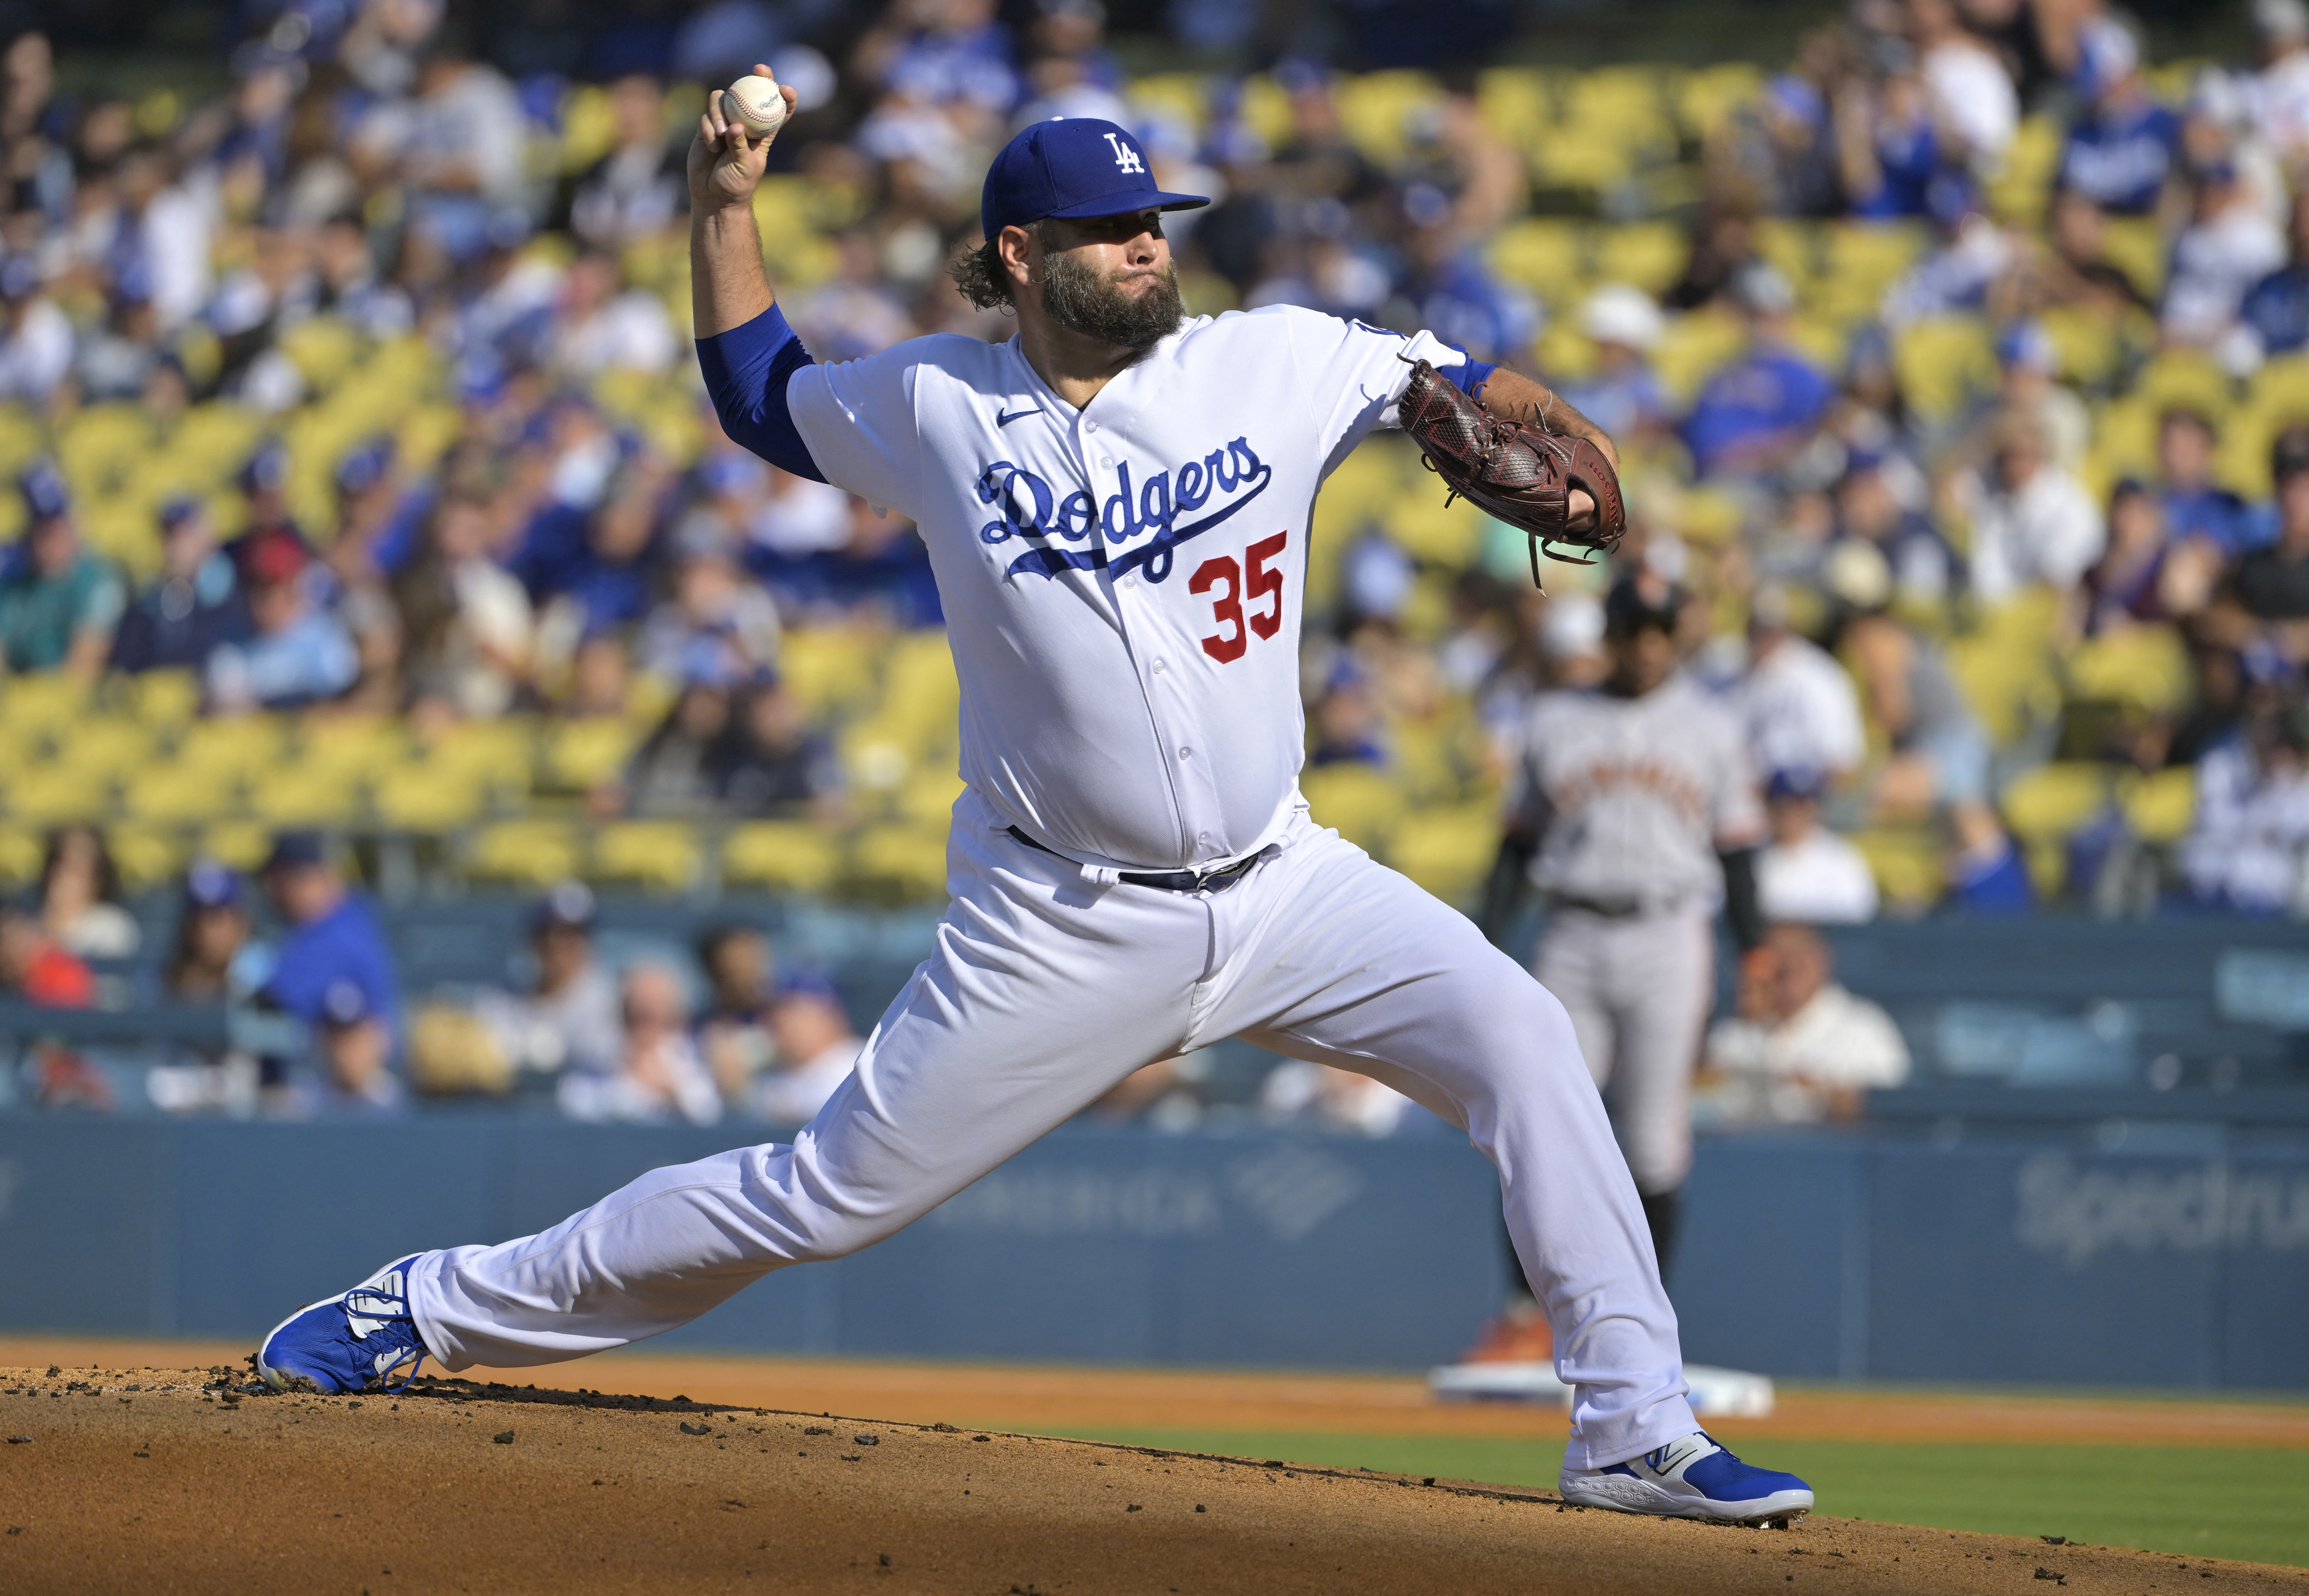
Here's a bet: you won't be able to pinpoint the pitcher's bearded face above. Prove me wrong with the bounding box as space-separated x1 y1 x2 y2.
1039 243 1184 351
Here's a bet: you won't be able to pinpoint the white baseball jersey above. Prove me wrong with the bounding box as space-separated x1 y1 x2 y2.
786 305 1463 872
1517 674 1764 910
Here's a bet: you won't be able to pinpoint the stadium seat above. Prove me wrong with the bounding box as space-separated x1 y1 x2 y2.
1591 222 1687 298
199 820 271 872
300 717 412 783
277 316 363 394
2119 765 2196 844
1334 70 1443 164
1475 67 1554 150
1 675 89 740
1669 61 1765 140
4 765 111 828
2099 216 2169 298
1485 217 1590 305
1388 802 1501 906
897 769 965 829
2002 762 2114 845
1650 308 1748 406
1127 72 1208 135
591 821 702 893
1892 317 1998 426
541 718 640 792
165 404 269 493
776 627 885 720
1849 825 1945 909
371 765 489 833
106 824 185 893
2065 625 2193 717
466 819 583 886
123 761 238 827
0 825 41 886
56 403 154 501
844 822 949 904
2133 351 2233 420
51 716 153 780
124 669 201 730
723 820 844 895
1986 114 2063 223
1820 222 1929 319
1299 763 1411 853
424 718 537 795
2037 304 2130 390
249 763 364 829
175 715 290 777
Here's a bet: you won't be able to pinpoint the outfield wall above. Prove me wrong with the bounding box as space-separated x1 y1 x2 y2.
0 1116 2303 1387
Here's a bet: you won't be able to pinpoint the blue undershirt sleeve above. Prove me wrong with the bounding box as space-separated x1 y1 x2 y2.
695 303 827 483
1447 358 1499 398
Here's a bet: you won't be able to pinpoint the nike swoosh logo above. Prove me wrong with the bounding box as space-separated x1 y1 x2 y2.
997 406 1044 427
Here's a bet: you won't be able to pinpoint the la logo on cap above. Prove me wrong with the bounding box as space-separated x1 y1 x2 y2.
1102 131 1145 174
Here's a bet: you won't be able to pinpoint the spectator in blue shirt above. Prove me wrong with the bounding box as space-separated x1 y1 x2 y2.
203 528 359 711
2239 190 2309 361
2056 19 2181 216
257 830 401 1055
2156 406 2257 557
1394 184 1537 365
110 495 249 673
1560 285 1671 445
1682 264 1835 480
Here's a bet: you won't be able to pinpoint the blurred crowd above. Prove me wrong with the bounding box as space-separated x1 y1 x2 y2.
6 0 2309 1117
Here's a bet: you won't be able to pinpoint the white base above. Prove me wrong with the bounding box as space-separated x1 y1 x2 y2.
1427 1360 1776 1418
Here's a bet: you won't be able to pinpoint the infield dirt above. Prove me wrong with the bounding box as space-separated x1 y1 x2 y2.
4 1363 2306 1596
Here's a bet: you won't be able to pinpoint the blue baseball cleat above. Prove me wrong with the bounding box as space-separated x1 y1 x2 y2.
1560 1431 1814 1524
256 1255 433 1394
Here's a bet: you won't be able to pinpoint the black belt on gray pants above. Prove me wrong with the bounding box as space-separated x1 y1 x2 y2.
1007 826 1261 893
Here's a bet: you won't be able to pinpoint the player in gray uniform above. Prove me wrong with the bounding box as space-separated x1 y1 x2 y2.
1498 576 1765 1273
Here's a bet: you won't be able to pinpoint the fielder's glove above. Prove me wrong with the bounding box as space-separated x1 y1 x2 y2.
1397 358 1627 588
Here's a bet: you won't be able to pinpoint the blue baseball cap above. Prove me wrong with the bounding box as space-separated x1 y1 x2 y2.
18 460 69 523
979 118 1208 242
183 858 244 909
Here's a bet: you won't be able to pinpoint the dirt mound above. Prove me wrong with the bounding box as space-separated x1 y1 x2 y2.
3 1365 2303 1595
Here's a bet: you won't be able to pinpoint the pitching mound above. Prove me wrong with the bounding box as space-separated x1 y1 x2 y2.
4 1365 2304 1595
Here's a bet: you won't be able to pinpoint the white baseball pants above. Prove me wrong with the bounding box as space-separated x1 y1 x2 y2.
1533 907 1716 1196
405 797 1699 1468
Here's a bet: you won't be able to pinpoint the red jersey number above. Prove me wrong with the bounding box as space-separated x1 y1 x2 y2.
1191 530 1289 664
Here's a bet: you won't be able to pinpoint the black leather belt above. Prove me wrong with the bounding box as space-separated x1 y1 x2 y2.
1007 826 1261 893
1549 894 1654 919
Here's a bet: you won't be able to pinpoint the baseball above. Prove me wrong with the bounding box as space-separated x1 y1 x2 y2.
722 74 786 139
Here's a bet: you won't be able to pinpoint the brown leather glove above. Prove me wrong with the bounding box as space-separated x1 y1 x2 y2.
1397 358 1628 588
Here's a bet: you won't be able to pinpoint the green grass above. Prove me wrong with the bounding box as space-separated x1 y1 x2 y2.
988 1425 2309 1570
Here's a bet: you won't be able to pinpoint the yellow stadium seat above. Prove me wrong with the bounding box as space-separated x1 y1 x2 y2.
1986 114 2063 224
52 716 153 779
556 82 618 173
1386 489 1482 566
2133 351 2233 420
1236 74 1294 151
164 404 269 492
200 820 272 871
302 717 413 782
1485 218 1591 304
107 824 184 893
1564 68 1674 158
776 627 885 719
1300 763 1410 853
1475 67 1555 149
425 718 536 792
2119 765 2196 844
1651 308 1748 406
2001 762 2113 844
5 765 111 827
277 317 364 393
2038 304 2129 390
723 820 844 895
1753 219 1821 289
1945 633 2058 747
2099 216 2169 298
176 715 290 777
1 675 89 740
123 761 238 826
541 718 640 791
56 403 154 500
1128 72 1209 134
1593 222 1688 297
1850 825 1945 910
1670 62 1765 139
0 825 41 886
1334 70 1444 163
250 763 363 828
897 768 965 829
124 669 201 730
1387 801 1501 906
371 766 489 833
467 820 583 886
844 822 949 904
1892 318 1997 426
591 820 702 892
2065 625 2193 717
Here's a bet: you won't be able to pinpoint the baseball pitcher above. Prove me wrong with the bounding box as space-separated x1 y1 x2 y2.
255 83 1810 1524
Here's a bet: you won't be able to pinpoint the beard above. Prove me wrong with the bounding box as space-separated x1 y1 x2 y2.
1038 247 1185 352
